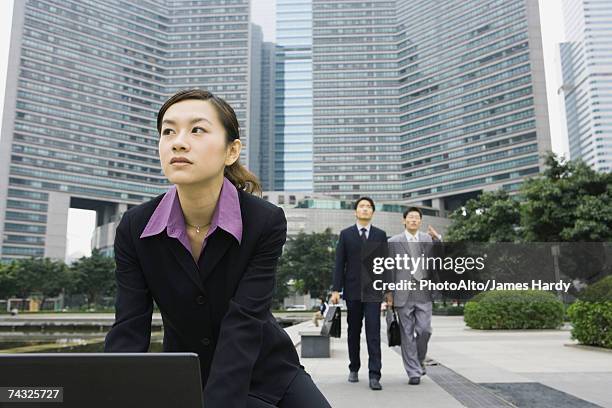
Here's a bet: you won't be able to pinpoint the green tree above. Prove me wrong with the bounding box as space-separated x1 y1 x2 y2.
521 153 612 242
0 262 18 299
276 229 337 303
446 190 521 242
443 153 611 287
3 257 71 308
446 153 612 243
71 249 116 306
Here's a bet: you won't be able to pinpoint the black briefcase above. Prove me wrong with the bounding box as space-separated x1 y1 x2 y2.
321 305 341 338
387 308 401 346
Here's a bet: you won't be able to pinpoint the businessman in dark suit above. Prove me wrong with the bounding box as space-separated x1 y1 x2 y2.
105 89 330 408
331 197 387 391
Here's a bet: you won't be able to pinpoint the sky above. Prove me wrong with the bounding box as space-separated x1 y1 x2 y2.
0 0 568 260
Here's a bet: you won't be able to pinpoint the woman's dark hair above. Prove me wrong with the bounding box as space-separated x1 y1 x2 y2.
354 196 375 212
156 89 262 194
403 206 423 219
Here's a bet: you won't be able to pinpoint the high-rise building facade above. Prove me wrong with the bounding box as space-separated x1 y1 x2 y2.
312 0 551 213
274 0 314 191
560 0 612 172
259 39 276 191
312 0 400 202
0 0 254 261
249 23 263 179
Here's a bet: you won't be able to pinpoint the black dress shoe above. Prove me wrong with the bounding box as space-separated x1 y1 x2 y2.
409 377 420 385
369 378 382 390
348 372 358 382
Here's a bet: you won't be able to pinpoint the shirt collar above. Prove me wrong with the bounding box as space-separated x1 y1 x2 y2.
140 176 242 244
356 223 371 233
405 230 419 241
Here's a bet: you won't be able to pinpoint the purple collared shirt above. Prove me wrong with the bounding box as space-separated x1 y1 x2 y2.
140 177 243 262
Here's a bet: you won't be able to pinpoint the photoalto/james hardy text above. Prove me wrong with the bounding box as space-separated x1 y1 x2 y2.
372 279 572 293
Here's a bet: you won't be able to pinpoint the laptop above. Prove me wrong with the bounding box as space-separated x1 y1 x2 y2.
0 353 203 408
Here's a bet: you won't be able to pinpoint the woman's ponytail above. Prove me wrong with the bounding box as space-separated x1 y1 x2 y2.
224 161 262 195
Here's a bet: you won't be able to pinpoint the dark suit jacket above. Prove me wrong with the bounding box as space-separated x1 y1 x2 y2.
332 225 388 301
104 189 300 407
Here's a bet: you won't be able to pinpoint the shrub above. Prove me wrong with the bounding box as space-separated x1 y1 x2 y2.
433 304 464 316
567 276 612 349
464 290 564 329
577 275 612 302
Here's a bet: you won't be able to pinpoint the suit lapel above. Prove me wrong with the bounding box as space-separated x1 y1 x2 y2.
399 231 411 255
165 235 205 293
200 188 246 284
165 229 235 289
417 231 428 254
402 231 427 257
198 230 234 283
362 226 374 257
356 225 375 243
366 227 375 242
352 224 361 242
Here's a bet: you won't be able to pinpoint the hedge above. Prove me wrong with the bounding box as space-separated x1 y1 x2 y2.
577 275 612 303
567 276 612 349
464 290 564 329
433 304 464 316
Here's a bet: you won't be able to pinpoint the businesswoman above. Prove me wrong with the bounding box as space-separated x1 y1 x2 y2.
104 89 331 408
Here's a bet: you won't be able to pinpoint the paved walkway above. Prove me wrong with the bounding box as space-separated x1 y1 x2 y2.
4 313 611 406
286 318 463 408
286 316 612 408
429 316 612 407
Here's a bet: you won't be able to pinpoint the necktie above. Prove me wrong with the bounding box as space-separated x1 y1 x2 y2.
408 234 422 280
360 227 367 243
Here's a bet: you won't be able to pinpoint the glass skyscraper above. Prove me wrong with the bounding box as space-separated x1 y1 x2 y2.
560 0 612 172
259 39 276 191
0 0 254 261
274 0 313 191
312 0 551 213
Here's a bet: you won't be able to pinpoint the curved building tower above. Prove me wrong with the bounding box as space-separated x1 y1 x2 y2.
0 0 253 261
312 0 551 214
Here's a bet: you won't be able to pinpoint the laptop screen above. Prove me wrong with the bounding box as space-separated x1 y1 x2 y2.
0 353 203 408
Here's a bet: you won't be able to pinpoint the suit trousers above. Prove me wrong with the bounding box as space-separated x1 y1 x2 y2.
396 301 432 378
345 300 382 380
245 367 332 407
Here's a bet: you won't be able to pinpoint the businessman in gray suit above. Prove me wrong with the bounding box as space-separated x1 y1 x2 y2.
386 207 441 385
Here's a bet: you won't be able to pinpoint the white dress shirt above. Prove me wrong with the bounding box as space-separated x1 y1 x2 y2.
404 230 419 242
356 223 371 239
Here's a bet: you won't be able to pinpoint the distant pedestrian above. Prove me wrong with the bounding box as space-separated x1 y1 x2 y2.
331 197 388 391
386 207 441 386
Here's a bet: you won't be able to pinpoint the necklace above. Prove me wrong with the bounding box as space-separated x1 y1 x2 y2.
185 221 211 234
